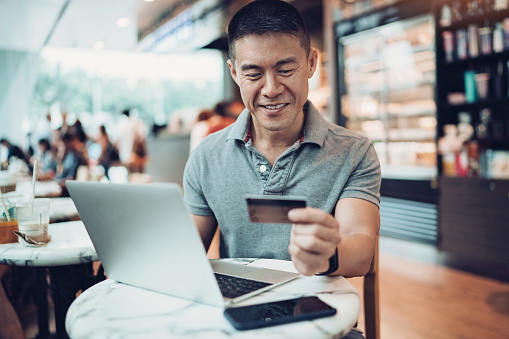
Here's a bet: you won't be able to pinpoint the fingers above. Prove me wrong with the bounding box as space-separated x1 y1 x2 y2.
290 226 338 255
288 242 330 276
287 207 341 276
288 207 337 229
288 207 340 244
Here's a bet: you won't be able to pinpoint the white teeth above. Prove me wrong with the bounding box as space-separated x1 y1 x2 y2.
265 104 285 109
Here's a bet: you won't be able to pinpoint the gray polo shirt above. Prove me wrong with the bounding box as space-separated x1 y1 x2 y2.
184 101 381 260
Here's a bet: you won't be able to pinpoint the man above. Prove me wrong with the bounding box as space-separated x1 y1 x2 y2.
184 1 380 335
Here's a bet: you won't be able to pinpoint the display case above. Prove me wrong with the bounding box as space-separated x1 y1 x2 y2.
340 15 437 180
335 1 438 244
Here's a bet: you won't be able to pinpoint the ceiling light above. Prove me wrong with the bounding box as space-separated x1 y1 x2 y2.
93 41 105 51
116 17 130 28
144 0 155 2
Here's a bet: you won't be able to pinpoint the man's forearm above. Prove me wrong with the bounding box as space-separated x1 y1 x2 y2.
332 233 377 277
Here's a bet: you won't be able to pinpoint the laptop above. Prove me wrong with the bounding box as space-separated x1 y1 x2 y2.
66 181 300 308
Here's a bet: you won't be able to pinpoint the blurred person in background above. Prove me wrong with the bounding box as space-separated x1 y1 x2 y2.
57 110 70 138
29 112 53 152
0 138 30 170
55 132 87 195
190 109 215 153
115 109 149 173
35 138 58 181
189 101 243 153
69 118 90 165
94 125 119 178
205 101 238 135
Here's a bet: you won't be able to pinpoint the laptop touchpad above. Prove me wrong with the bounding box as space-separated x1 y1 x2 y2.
211 261 262 276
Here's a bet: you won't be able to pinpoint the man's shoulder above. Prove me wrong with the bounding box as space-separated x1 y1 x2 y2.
324 120 370 144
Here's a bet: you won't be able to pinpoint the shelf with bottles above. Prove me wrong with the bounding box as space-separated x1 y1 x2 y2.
437 49 509 68
437 58 509 109
437 110 509 179
436 0 509 31
442 96 509 111
435 0 509 67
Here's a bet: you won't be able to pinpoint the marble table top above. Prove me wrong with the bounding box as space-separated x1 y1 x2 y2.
66 259 360 339
0 221 98 267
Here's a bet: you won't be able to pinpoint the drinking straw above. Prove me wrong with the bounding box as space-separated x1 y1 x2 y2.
0 191 11 221
32 160 37 202
31 160 37 214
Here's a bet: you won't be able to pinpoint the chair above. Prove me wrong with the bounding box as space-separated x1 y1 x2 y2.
0 266 23 339
363 235 380 339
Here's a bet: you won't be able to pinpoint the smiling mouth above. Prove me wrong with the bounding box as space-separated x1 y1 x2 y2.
260 103 288 110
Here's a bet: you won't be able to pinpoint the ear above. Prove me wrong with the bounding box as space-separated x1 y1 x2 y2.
307 48 318 79
227 59 240 86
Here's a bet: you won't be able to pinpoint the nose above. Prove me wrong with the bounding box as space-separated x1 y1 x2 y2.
261 73 284 98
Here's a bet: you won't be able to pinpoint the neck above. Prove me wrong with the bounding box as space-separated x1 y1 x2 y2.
250 113 305 165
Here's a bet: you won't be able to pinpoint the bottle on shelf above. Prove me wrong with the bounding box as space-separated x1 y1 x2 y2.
464 70 478 102
493 22 505 52
479 27 493 55
476 107 492 140
438 124 462 176
503 18 509 48
468 24 480 57
457 112 477 177
494 61 505 98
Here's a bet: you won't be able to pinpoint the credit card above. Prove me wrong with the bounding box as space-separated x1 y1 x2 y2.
246 195 307 224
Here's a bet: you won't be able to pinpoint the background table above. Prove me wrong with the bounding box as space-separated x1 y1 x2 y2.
50 197 80 223
16 180 63 198
0 221 101 339
66 259 360 338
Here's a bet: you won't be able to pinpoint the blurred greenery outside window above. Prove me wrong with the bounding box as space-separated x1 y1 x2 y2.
29 47 225 136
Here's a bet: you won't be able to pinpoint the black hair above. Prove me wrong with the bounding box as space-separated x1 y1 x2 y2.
38 138 51 150
62 132 76 143
227 0 310 62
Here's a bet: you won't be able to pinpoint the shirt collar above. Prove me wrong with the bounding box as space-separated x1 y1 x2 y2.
225 100 328 147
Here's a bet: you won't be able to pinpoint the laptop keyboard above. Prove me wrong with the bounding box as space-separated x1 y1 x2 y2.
214 273 272 298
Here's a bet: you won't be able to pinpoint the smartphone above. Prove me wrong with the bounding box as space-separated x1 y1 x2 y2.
246 195 307 224
224 296 336 330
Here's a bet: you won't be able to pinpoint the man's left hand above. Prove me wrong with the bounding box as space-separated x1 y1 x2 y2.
287 207 340 276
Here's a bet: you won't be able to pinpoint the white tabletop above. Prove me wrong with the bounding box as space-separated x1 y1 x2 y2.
66 259 360 339
0 221 98 267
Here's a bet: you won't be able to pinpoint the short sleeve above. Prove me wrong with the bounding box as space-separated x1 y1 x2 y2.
339 141 381 207
183 150 215 216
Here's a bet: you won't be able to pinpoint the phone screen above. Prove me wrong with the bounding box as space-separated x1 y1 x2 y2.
224 296 336 330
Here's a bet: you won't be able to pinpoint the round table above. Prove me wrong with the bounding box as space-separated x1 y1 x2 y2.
0 221 101 339
66 259 360 338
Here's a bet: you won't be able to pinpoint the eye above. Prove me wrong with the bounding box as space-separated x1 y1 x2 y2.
279 69 295 76
244 73 262 80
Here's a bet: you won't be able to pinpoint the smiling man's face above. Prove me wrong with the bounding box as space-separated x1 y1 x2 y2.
228 32 317 135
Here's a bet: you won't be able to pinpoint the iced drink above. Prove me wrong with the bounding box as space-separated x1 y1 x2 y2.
15 198 52 245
